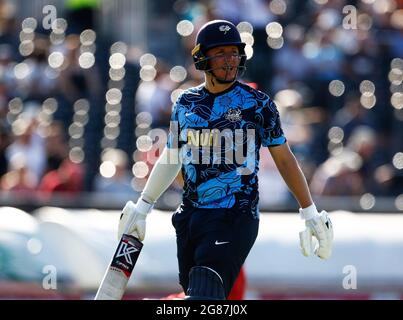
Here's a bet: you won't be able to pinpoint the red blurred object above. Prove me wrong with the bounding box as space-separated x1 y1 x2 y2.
39 159 84 195
246 82 258 89
227 266 246 300
161 266 246 300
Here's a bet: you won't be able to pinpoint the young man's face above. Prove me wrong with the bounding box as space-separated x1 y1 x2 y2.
206 45 241 82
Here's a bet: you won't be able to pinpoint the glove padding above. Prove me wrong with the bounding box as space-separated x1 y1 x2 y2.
299 210 333 259
117 199 152 241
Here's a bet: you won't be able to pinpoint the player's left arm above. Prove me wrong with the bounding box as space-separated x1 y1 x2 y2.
268 143 334 259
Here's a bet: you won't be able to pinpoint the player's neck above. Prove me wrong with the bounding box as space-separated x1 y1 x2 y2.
204 74 236 94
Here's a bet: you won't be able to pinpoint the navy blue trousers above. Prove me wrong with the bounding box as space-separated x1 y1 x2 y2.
172 204 259 298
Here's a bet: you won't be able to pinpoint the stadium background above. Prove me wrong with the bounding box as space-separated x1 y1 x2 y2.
0 0 402 299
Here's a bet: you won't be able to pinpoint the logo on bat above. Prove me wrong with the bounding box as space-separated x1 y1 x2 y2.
116 241 139 265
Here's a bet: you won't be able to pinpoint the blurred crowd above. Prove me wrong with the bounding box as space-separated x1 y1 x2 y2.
0 0 402 210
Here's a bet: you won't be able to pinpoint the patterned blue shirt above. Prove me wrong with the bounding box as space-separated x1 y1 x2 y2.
167 81 286 218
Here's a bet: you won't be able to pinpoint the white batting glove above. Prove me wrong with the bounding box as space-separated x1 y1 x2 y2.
299 204 334 260
117 198 153 241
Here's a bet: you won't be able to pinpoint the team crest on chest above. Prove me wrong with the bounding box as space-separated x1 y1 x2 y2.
225 107 242 122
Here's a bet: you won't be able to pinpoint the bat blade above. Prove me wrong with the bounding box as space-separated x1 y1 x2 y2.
95 234 143 300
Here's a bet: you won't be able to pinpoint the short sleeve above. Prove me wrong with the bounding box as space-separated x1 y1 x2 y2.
256 98 287 147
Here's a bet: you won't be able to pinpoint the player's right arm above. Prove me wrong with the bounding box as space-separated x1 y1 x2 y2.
118 101 183 241
96 127 183 300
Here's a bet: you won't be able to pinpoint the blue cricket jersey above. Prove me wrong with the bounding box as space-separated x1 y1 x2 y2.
167 81 286 218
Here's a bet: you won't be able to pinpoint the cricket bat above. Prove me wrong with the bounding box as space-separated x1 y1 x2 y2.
95 234 143 300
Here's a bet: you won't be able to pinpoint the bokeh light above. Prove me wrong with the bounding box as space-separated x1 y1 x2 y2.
170 66 187 83
19 40 34 56
237 21 253 34
140 53 157 67
14 62 30 79
78 52 95 69
68 123 84 139
100 161 116 178
140 65 157 81
328 127 344 143
80 29 96 45
106 88 122 105
51 18 68 34
360 92 376 109
395 194 403 211
392 152 403 170
270 0 287 15
265 22 283 38
240 32 254 46
329 80 345 97
109 53 126 69
73 111 89 126
105 103 121 113
360 193 376 210
104 111 121 126
388 68 403 85
267 36 284 49
74 99 90 113
245 44 254 59
360 80 376 94
136 112 153 128
19 31 34 42
391 92 403 109
109 68 126 81
69 147 85 163
50 32 65 45
136 135 153 152
132 161 149 179
48 52 64 69
8 98 23 114
391 58 403 70
21 17 37 33
274 89 302 108
42 98 58 114
176 20 194 36
104 125 120 139
110 41 128 55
